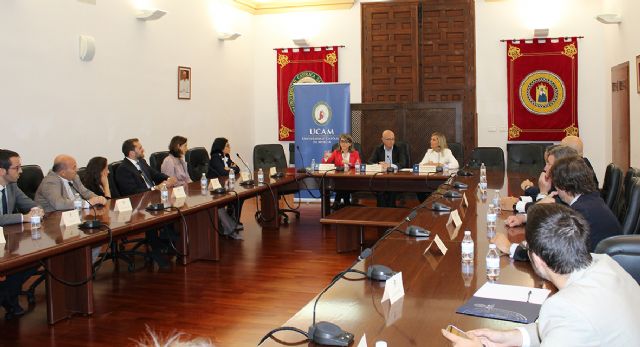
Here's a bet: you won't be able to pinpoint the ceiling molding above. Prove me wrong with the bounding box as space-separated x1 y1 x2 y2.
233 0 355 14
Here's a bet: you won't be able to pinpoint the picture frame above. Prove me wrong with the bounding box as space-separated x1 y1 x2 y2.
178 66 191 100
637 55 640 94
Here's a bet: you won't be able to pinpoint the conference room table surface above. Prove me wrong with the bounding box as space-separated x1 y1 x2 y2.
0 173 299 324
260 169 553 346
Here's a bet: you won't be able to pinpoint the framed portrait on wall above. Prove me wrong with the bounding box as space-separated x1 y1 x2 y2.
178 66 191 99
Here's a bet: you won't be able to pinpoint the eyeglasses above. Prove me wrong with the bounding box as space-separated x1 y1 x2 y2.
8 165 22 171
383 138 395 141
339 139 351 143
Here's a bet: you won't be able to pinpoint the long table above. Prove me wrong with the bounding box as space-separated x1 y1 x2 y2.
0 173 299 324
260 169 552 346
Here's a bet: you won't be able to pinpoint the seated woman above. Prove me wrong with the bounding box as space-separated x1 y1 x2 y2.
81 156 111 199
207 137 244 240
161 135 191 186
419 132 459 170
322 133 361 209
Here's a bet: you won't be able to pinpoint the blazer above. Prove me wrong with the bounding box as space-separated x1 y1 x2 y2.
207 153 240 179
35 171 98 213
161 155 191 186
523 254 640 346
367 144 409 169
322 150 361 167
0 183 38 226
419 148 459 169
572 191 622 251
115 158 168 196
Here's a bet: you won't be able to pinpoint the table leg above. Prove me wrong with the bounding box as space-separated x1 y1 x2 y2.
259 186 280 229
177 207 219 265
336 225 359 253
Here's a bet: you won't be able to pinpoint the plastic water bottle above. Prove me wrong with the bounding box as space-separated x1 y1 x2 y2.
355 159 361 173
479 175 488 192
486 203 497 228
480 162 487 177
160 183 168 203
311 159 316 171
443 163 449 175
73 193 82 213
492 190 501 212
461 230 474 263
228 169 236 183
486 244 500 282
258 168 264 184
200 173 208 190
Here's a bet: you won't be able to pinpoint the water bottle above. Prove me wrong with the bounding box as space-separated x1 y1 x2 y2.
200 173 208 190
311 158 316 171
73 193 82 213
258 168 264 184
355 159 361 173
479 175 488 192
30 215 41 230
228 169 236 183
443 163 449 174
492 190 501 212
486 244 500 282
160 183 168 203
486 203 497 228
461 230 474 263
480 162 487 177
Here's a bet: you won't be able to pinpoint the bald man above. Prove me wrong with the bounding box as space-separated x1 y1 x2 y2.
367 129 409 207
35 154 106 213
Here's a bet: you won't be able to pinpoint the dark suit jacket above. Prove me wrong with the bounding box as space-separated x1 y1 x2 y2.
0 183 38 226
115 158 168 196
367 144 409 169
572 191 621 251
207 153 240 179
582 157 599 188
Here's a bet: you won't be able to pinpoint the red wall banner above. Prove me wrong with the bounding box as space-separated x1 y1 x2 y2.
276 46 339 141
507 38 579 141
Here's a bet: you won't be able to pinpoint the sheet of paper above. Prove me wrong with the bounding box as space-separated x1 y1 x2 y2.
209 179 222 190
381 272 405 305
60 210 81 227
0 227 5 244
474 282 551 305
433 234 448 255
172 186 186 199
240 172 251 181
356 334 367 347
115 198 133 212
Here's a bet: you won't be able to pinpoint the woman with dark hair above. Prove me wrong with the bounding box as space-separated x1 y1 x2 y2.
207 137 240 178
161 136 191 186
322 133 361 209
81 156 111 198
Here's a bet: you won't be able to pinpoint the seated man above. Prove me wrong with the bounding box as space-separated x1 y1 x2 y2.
367 129 409 207
0 149 44 319
501 156 621 259
443 203 640 346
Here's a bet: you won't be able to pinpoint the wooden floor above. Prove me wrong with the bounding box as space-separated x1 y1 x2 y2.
0 201 358 347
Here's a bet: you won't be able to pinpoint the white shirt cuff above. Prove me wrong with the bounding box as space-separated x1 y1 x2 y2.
516 327 531 347
520 196 533 203
509 243 519 258
536 193 546 201
515 201 528 213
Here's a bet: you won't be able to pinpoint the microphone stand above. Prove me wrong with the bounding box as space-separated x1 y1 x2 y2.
68 182 103 229
235 153 255 186
295 145 309 174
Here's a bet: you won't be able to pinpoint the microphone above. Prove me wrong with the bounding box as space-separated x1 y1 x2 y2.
68 182 102 229
307 248 372 346
235 153 255 186
457 158 475 176
295 145 308 173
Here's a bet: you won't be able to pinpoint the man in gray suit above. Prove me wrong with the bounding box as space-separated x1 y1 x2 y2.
442 203 640 346
0 149 44 319
35 154 106 213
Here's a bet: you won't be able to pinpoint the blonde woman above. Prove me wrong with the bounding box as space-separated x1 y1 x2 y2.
419 132 459 170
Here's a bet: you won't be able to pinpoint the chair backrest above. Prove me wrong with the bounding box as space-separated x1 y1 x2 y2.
17 165 44 200
77 167 87 181
617 167 640 222
447 142 464 165
185 147 209 181
108 161 122 199
289 143 296 165
395 141 411 166
507 143 545 175
601 163 623 211
149 151 170 173
253 144 288 170
621 177 640 235
469 147 505 170
595 235 640 284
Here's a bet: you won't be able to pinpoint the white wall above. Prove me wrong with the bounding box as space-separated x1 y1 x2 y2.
0 0 254 170
602 0 640 168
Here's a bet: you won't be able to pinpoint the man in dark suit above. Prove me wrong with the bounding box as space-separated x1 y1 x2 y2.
114 139 177 268
367 130 409 207
0 149 44 319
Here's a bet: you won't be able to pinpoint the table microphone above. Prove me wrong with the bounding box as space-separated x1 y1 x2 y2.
295 145 309 173
68 182 103 229
235 153 255 186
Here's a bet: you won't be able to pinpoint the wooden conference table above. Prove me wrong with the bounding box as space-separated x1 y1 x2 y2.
0 173 298 324
261 169 553 346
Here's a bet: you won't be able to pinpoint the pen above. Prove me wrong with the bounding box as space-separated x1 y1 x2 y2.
527 290 532 303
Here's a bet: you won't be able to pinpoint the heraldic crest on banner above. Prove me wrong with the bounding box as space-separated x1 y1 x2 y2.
507 38 579 141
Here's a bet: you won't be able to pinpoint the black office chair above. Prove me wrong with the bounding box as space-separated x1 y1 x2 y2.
620 178 640 235
185 147 209 181
595 235 640 284
149 151 170 173
448 142 464 165
601 163 623 211
616 167 640 222
253 144 300 223
507 144 545 175
16 165 44 200
108 161 122 199
469 147 505 170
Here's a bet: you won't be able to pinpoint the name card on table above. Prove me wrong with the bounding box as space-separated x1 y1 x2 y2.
318 163 335 171
446 209 463 228
419 165 437 173
115 210 132 223
463 192 469 208
357 334 367 347
60 210 82 227
62 227 81 240
173 197 186 208
209 179 222 190
381 272 405 305
383 296 404 327
424 234 448 256
172 186 186 199
269 167 278 176
0 227 5 244
240 171 251 181
365 164 382 173
115 198 133 212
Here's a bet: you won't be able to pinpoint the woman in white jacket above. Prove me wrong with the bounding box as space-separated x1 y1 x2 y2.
419 132 459 170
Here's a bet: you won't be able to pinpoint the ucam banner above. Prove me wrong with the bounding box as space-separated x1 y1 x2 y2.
294 83 351 171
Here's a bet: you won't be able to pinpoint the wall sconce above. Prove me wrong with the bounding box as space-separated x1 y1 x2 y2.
218 32 241 41
136 9 167 21
533 28 549 38
292 38 309 47
596 14 622 24
79 35 96 62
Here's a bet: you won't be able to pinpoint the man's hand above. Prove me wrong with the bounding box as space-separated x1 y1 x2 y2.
537 191 558 204
491 233 512 255
520 179 534 191
165 177 178 187
500 196 519 211
441 329 483 347
379 162 390 170
468 328 524 347
89 196 107 206
505 214 526 227
538 171 552 195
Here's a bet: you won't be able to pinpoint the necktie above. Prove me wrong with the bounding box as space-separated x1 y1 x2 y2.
138 166 154 189
1 187 8 215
